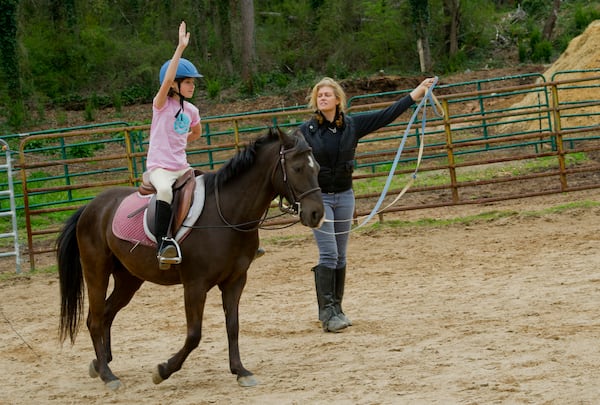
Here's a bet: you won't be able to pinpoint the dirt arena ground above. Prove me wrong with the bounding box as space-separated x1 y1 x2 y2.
1 187 600 404
1 20 598 405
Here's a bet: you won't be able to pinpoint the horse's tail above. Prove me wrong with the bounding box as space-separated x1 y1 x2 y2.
57 205 86 345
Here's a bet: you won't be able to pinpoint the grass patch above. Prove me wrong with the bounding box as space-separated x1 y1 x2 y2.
354 152 590 193
0 263 57 281
358 199 600 232
259 199 600 246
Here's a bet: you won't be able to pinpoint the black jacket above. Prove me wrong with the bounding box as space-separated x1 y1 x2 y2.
299 94 415 193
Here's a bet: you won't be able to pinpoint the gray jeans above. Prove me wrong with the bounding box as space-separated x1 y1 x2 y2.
313 188 355 269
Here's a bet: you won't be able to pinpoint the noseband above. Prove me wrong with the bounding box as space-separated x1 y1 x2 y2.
274 143 321 216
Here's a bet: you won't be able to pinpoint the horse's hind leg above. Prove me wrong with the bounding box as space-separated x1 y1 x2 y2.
84 265 121 389
89 268 143 381
153 286 207 384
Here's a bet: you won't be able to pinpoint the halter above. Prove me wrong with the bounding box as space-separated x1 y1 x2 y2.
214 138 321 231
274 143 321 216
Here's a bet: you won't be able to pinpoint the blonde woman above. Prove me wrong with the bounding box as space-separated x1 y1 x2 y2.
299 76 435 332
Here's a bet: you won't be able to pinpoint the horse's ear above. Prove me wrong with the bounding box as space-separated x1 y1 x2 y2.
276 126 296 148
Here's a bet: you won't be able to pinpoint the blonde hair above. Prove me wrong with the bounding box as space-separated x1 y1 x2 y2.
307 77 347 114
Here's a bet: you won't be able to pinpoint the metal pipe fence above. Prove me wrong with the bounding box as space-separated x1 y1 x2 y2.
1 71 599 271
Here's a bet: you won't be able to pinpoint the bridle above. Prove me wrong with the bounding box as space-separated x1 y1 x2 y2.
214 139 321 231
273 143 321 216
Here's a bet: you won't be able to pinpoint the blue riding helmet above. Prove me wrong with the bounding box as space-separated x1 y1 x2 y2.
159 58 203 84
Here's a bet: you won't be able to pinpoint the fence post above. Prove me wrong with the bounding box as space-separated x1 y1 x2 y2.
442 99 459 203
550 83 568 190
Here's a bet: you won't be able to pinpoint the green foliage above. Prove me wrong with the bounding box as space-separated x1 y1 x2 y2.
112 92 123 114
521 0 550 18
531 39 553 63
516 28 554 63
439 50 467 74
518 41 529 62
84 94 98 122
0 0 595 132
205 79 222 100
0 0 23 128
573 4 600 31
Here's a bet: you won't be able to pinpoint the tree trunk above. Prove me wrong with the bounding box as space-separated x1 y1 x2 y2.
240 0 256 92
443 0 460 56
410 0 432 73
417 37 432 74
542 0 561 41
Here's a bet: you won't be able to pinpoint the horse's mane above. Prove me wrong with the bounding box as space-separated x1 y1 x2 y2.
203 128 280 195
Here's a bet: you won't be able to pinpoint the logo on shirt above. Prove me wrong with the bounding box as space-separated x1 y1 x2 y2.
174 112 191 135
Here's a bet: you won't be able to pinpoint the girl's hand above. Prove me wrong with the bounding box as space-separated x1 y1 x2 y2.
179 21 190 49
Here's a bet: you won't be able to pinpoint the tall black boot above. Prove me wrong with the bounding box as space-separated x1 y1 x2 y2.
154 200 181 269
335 265 352 326
312 265 348 332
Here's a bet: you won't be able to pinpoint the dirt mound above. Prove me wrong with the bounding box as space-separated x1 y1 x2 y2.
543 19 600 77
499 20 600 133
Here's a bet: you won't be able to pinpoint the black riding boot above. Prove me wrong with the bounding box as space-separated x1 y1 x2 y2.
312 265 348 332
154 200 181 269
335 265 352 326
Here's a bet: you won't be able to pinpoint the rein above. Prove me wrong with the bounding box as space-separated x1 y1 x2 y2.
318 76 443 235
214 180 270 232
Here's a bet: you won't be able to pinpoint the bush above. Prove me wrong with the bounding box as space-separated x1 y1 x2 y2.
574 5 600 31
531 40 553 62
205 79 221 100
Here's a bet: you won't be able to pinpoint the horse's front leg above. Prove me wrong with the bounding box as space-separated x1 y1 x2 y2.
221 272 258 387
152 286 206 384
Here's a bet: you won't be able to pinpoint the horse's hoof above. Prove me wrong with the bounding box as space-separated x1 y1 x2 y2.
89 360 99 378
152 366 164 384
105 379 122 391
237 374 258 387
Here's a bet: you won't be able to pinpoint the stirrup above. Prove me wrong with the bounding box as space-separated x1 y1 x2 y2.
254 247 266 259
157 237 182 269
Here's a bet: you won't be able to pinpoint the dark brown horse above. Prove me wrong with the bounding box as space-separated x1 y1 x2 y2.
57 127 324 390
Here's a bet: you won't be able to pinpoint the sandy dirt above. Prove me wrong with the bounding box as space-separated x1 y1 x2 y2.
1 188 600 405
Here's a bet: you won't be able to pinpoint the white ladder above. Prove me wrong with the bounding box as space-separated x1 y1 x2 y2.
0 139 21 273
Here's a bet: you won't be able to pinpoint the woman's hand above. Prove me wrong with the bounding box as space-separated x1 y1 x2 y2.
410 77 436 102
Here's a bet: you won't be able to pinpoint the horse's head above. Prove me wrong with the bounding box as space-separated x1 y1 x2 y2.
270 127 324 228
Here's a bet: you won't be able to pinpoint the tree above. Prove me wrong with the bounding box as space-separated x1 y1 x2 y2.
542 0 561 41
443 0 461 57
0 0 24 127
409 0 432 73
240 0 256 92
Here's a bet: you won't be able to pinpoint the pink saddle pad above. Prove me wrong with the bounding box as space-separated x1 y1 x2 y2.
112 192 155 247
112 176 205 248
